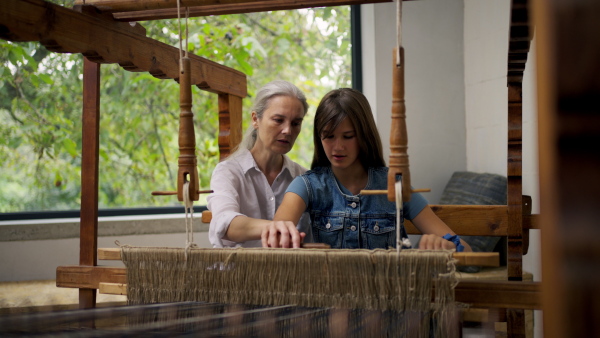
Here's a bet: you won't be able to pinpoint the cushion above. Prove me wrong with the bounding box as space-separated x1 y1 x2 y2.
439 171 507 273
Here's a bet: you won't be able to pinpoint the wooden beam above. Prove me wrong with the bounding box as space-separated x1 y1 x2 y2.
408 205 509 236
218 93 243 160
112 0 394 21
0 0 247 97
99 282 127 295
201 206 539 236
56 266 127 289
97 247 499 266
76 0 392 14
67 265 540 309
79 57 101 309
455 280 541 310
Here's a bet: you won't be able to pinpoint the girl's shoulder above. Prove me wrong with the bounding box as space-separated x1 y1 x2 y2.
369 167 389 174
303 166 329 177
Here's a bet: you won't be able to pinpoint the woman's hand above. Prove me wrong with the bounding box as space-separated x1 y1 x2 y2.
418 233 457 250
261 221 306 248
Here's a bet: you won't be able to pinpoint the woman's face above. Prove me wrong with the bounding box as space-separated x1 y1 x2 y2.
321 117 361 171
252 95 305 155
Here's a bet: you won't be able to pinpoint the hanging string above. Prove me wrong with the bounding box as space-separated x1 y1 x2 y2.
396 179 411 254
177 0 182 68
396 0 403 67
185 7 189 58
183 181 197 258
176 0 189 72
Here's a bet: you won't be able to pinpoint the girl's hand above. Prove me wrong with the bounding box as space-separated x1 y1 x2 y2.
261 221 306 248
418 233 457 250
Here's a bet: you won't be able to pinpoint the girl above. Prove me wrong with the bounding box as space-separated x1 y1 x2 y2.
264 88 471 251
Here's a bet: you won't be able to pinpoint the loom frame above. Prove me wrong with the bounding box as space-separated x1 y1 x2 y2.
0 0 570 336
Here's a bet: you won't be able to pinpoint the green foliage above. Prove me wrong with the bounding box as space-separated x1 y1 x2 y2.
0 6 352 213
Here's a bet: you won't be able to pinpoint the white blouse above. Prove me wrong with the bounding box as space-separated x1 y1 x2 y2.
207 149 312 248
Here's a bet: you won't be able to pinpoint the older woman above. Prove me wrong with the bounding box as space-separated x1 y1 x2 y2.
207 80 312 248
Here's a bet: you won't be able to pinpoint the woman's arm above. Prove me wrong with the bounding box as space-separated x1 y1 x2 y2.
225 216 271 242
410 206 473 252
208 162 270 247
264 192 308 248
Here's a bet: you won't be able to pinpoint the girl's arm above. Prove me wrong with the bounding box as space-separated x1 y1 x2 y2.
263 192 308 248
410 206 473 252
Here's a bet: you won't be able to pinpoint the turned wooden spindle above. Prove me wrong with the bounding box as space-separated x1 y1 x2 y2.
177 57 200 202
388 47 411 202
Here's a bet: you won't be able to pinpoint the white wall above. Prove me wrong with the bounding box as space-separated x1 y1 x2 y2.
463 1 541 336
361 0 467 204
463 0 540 279
0 217 212 282
0 233 211 282
363 1 541 336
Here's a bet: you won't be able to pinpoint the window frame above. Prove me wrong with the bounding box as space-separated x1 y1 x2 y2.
0 5 362 222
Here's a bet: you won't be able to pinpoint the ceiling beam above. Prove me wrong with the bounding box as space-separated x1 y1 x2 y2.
0 0 247 97
76 0 393 14
82 0 394 21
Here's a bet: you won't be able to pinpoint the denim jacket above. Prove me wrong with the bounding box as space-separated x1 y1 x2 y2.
300 167 425 249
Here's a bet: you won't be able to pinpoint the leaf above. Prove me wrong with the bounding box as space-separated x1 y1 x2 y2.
38 73 54 85
233 53 253 75
30 74 40 88
0 7 353 212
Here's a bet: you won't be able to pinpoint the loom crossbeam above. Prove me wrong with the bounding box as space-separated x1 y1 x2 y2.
97 247 500 266
0 0 247 97
202 202 540 237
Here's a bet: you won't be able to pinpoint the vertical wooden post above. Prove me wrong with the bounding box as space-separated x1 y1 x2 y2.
507 81 526 338
505 0 531 334
534 0 600 336
177 57 199 202
507 84 524 282
218 93 243 160
79 57 100 309
388 47 411 202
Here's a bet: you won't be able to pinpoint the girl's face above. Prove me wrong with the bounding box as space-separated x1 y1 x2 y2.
321 117 361 171
252 95 305 155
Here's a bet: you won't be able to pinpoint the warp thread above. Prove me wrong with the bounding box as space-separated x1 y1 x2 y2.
122 247 460 336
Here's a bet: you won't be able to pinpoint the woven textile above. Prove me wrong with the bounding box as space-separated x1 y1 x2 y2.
122 247 462 337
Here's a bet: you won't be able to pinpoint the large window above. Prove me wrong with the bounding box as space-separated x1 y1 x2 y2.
0 4 355 217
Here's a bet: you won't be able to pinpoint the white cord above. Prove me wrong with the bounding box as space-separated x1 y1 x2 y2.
183 181 197 259
177 0 183 71
395 178 412 254
395 179 403 253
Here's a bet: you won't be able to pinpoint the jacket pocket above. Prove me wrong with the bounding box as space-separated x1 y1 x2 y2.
360 217 396 249
312 215 344 249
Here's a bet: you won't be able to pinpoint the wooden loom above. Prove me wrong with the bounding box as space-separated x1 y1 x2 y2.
0 0 559 336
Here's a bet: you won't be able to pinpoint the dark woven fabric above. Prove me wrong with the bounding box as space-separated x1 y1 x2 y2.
439 171 507 273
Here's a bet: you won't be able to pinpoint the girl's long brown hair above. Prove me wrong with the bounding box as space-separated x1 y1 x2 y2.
311 88 386 169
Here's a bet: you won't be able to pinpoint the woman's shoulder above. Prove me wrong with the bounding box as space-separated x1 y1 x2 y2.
211 156 247 181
